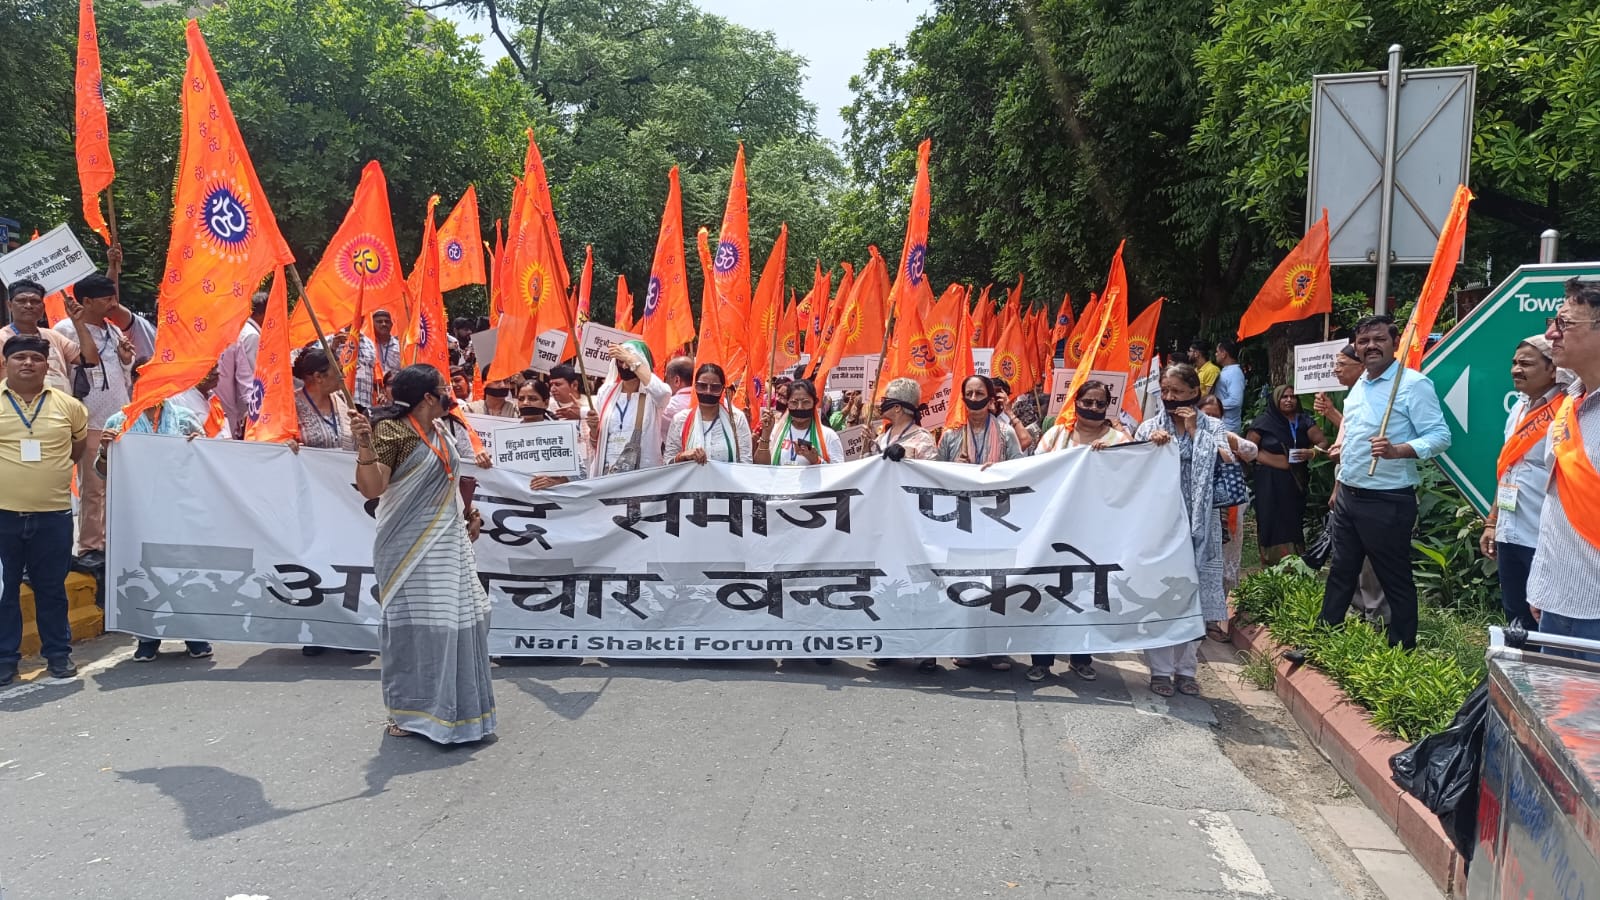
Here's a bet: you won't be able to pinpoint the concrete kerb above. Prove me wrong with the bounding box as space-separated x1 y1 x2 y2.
1228 617 1464 897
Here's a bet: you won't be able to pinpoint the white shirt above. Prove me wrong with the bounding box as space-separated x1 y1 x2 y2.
55 319 130 430
588 377 673 477
1497 386 1563 549
665 406 754 464
773 422 844 466
217 319 261 437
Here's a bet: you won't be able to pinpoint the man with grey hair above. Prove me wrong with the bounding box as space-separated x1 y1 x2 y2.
1526 277 1600 660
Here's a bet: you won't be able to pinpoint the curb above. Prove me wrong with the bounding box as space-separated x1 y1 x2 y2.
18 572 102 658
1229 619 1466 897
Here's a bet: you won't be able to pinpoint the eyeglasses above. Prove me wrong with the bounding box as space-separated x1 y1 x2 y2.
1077 398 1109 410
9 297 43 307
1548 315 1600 335
695 383 725 394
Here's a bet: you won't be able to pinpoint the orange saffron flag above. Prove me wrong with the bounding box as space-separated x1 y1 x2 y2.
75 0 114 245
713 146 754 352
1065 292 1098 366
1236 210 1332 341
491 182 568 382
1087 241 1130 373
490 218 505 320
694 226 726 371
289 160 404 348
575 244 594 326
615 274 634 332
816 262 853 355
521 128 569 289
877 268 946 404
990 308 1037 395
777 293 803 373
437 185 486 292
746 223 789 408
1402 185 1474 369
122 20 294 426
406 196 450 378
945 298 978 431
927 283 968 372
1122 298 1164 424
887 139 935 326
243 268 295 442
641 167 694 370
204 394 226 437
841 246 889 357
1056 286 1122 427
970 284 994 347
1050 293 1076 347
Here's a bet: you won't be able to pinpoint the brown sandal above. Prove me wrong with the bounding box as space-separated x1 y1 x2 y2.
1176 675 1201 696
1205 623 1230 643
384 722 413 737
1149 676 1175 697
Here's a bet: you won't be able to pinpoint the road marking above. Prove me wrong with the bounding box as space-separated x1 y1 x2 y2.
0 646 133 704
1191 810 1275 896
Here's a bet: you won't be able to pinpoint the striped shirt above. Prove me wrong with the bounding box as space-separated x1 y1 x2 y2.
1527 381 1600 620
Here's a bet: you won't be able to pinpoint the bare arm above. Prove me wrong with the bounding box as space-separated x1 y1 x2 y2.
350 412 391 499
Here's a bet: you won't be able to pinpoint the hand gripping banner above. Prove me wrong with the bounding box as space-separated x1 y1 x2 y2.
107 436 1202 658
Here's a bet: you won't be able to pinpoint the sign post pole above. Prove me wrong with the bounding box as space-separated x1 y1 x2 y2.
1373 44 1403 314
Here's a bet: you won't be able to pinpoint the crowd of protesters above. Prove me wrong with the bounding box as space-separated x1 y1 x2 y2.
6 252 1598 738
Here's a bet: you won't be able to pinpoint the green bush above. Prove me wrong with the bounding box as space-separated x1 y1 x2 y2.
1234 559 1483 742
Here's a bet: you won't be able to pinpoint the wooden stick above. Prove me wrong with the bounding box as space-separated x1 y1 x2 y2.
565 283 596 408
283 264 355 409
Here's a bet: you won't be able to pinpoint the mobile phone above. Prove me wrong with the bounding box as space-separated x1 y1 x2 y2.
796 439 815 453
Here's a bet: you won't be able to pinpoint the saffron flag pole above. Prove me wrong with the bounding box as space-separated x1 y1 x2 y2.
1367 184 1473 475
121 19 295 426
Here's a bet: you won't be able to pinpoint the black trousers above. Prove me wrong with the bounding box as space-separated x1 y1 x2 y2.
1321 485 1419 649
1495 542 1539 632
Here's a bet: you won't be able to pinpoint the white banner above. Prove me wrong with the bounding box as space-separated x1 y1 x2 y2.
828 355 881 393
468 328 498 370
972 348 994 377
532 328 569 373
491 420 580 476
107 435 1202 659
1047 368 1128 416
1294 339 1348 394
0 225 96 295
463 413 502 456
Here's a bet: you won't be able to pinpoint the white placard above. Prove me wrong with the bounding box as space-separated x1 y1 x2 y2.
971 348 994 377
828 355 882 393
532 328 569 373
1047 368 1129 416
106 434 1204 659
468 328 498 374
578 322 643 374
463 413 502 456
922 375 955 429
0 225 96 296
489 420 580 476
1294 339 1349 394
839 424 870 460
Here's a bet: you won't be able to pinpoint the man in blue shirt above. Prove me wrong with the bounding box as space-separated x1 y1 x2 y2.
1214 339 1246 432
1302 315 1451 652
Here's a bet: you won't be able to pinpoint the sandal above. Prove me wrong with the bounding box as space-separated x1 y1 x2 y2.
1149 676 1175 697
1025 665 1049 683
384 722 414 738
1205 622 1230 643
1069 662 1098 681
1176 675 1201 696
952 657 976 668
917 658 940 673
987 657 1013 671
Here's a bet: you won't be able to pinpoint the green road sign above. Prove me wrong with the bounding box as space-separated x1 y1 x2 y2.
1420 261 1600 515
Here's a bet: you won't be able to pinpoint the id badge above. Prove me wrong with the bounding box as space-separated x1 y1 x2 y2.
1495 480 1518 513
20 439 41 462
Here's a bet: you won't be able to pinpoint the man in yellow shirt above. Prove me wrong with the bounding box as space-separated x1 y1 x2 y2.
0 334 90 685
1189 339 1221 395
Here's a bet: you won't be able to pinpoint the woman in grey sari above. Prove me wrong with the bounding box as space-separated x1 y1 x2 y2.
351 365 496 743
1135 363 1252 699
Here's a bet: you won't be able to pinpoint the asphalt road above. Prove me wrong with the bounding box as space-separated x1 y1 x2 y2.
2 638 1367 899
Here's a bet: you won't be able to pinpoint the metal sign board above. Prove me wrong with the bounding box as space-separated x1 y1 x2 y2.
1419 261 1600 515
1308 65 1475 265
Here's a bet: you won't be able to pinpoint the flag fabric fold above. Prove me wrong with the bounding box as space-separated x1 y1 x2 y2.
1122 298 1164 424
437 184 486 292
288 160 403 348
615 275 634 332
641 166 694 370
122 20 294 426
75 0 115 245
406 195 449 377
243 268 296 442
746 224 789 410
1401 186 1474 369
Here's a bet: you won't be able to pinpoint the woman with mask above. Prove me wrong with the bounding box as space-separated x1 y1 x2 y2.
1201 394 1260 622
350 366 495 744
466 376 518 418
1026 380 1130 682
941 375 1022 671
1247 387 1328 563
762 379 842 466
938 375 1022 467
666 363 753 464
873 378 937 461
1136 364 1249 697
516 379 553 423
587 341 673 477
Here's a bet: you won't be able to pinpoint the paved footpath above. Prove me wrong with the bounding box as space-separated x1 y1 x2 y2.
2 637 1411 899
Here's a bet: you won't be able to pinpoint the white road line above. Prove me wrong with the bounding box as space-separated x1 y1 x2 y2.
0 646 134 704
1192 810 1276 897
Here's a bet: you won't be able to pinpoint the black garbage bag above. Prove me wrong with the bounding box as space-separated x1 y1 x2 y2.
1300 510 1337 570
1390 682 1489 862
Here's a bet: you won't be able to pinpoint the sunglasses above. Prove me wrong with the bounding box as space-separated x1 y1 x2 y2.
1077 398 1109 410
695 383 725 394
1548 315 1600 335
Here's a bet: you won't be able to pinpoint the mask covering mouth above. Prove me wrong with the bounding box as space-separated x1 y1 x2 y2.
1162 397 1198 412
1076 405 1108 421
963 396 991 412
788 408 815 422
434 392 458 413
696 392 722 406
617 368 638 381
485 386 511 398
519 406 547 418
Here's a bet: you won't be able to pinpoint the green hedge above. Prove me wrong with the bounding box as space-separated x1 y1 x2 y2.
1233 559 1485 742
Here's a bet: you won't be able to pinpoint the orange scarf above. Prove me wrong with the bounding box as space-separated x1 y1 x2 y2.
1495 394 1561 481
1551 393 1600 551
